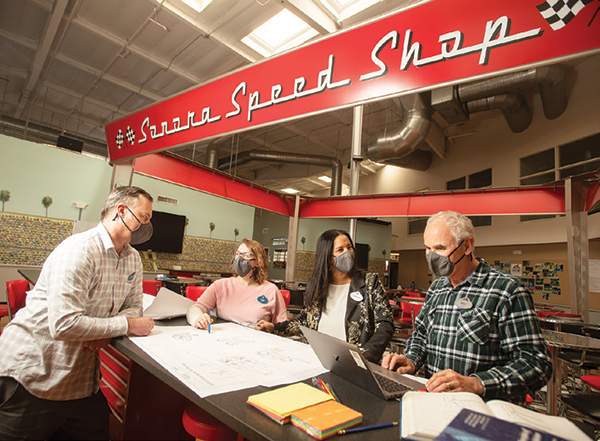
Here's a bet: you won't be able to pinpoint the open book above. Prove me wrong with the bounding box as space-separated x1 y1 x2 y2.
400 391 591 441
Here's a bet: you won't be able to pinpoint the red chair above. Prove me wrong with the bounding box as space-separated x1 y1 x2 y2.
142 280 162 296
396 298 423 330
186 286 208 302
280 289 290 308
182 402 238 441
6 279 30 320
0 303 8 322
581 375 600 392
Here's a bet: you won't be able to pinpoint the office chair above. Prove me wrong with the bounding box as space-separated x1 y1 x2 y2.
280 289 291 308
186 285 208 302
6 279 30 320
142 280 162 296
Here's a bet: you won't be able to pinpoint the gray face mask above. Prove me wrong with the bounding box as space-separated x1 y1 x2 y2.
426 240 465 277
233 256 254 278
117 206 153 245
331 251 355 274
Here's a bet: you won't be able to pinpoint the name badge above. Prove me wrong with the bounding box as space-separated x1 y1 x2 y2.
455 297 473 309
350 291 363 302
257 295 268 304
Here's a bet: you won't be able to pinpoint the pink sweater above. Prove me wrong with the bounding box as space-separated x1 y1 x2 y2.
187 277 288 327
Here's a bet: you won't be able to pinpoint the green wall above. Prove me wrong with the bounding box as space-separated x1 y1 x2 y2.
0 135 254 240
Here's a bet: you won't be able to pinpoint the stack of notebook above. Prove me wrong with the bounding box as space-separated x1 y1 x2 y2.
291 400 363 439
246 383 334 424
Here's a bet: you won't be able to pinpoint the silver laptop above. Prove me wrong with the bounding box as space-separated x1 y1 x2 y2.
300 325 423 400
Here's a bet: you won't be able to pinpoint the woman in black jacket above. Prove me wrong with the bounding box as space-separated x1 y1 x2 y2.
256 229 394 363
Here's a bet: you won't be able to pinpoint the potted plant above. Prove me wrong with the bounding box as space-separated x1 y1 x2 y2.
209 222 215 238
42 196 53 217
301 236 306 250
234 228 239 241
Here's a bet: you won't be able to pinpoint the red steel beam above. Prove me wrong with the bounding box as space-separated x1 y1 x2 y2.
298 187 566 218
134 153 294 216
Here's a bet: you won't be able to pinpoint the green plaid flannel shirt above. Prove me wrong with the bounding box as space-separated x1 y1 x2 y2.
404 258 552 400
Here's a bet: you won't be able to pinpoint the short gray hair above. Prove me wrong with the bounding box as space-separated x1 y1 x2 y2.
427 211 474 245
100 186 153 220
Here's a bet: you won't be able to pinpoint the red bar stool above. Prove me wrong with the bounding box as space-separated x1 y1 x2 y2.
182 402 239 441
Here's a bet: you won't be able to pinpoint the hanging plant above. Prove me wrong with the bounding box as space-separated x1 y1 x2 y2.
234 228 239 241
42 196 53 217
209 222 215 238
301 236 306 250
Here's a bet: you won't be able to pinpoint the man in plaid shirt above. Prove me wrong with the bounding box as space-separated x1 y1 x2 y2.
0 186 155 440
383 211 551 400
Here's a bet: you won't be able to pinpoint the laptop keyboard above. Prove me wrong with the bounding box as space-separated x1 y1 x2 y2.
373 372 410 395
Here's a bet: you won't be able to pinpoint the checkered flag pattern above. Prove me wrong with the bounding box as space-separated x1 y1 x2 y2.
116 129 124 149
536 0 594 30
126 126 135 145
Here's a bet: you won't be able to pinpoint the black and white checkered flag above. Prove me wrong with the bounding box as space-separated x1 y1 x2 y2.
116 129 124 149
536 0 594 30
126 126 135 145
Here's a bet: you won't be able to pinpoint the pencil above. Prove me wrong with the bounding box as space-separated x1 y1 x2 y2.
324 382 341 403
337 422 398 435
207 311 211 334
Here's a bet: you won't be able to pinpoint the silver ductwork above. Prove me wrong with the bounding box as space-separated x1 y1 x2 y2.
218 150 343 196
365 93 433 171
0 115 108 157
466 93 532 133
433 64 567 131
205 144 219 169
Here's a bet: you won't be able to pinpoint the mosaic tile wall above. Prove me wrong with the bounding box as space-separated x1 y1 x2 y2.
294 250 386 283
0 213 73 265
0 213 386 283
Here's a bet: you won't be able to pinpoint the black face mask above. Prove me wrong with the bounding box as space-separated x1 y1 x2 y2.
426 239 466 277
233 256 254 278
115 206 153 245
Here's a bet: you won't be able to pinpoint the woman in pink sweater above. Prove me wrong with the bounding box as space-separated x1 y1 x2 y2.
186 238 288 329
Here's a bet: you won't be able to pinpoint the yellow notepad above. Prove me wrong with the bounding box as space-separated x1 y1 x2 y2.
247 383 334 423
291 400 363 439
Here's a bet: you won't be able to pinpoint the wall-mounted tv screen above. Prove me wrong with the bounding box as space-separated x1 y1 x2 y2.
133 210 186 254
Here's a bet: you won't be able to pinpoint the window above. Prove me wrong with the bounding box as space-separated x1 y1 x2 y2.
407 188 429 236
519 133 599 222
446 169 493 227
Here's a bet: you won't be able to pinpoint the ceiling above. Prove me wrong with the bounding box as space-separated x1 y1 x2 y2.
0 0 590 198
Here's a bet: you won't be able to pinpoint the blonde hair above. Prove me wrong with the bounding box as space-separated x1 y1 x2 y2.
234 238 269 285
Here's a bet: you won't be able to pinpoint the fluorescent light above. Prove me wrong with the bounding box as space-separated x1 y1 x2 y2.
318 175 332 182
282 188 299 194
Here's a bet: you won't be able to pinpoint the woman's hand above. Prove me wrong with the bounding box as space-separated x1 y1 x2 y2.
255 320 274 333
193 313 213 330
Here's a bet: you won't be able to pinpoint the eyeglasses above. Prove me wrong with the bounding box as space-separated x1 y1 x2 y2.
234 251 255 260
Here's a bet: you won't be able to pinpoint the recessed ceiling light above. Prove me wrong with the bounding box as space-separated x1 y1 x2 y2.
282 188 299 194
318 175 332 182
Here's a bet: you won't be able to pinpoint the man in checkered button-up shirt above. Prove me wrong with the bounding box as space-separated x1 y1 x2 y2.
383 211 551 401
0 186 155 440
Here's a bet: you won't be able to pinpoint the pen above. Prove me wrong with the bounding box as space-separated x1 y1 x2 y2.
325 382 341 403
207 311 211 334
337 422 398 435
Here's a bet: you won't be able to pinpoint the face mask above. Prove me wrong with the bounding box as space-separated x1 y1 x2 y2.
234 256 254 278
116 206 154 245
331 251 355 274
426 240 466 277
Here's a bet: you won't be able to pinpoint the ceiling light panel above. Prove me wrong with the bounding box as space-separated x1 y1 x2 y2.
241 9 318 57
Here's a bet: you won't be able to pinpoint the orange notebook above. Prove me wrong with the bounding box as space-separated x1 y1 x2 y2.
291 400 363 439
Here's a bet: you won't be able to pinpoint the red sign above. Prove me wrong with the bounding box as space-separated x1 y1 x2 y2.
105 0 600 162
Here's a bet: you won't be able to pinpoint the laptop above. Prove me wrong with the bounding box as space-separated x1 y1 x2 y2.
300 325 423 400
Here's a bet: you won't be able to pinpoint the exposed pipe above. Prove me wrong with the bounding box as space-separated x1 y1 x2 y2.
217 149 343 196
205 144 219 169
0 115 108 157
457 64 567 121
365 93 433 171
466 93 532 133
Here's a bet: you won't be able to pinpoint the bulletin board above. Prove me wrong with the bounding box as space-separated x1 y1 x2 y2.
492 260 567 304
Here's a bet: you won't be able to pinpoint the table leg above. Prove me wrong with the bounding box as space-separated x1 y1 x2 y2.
547 346 559 415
